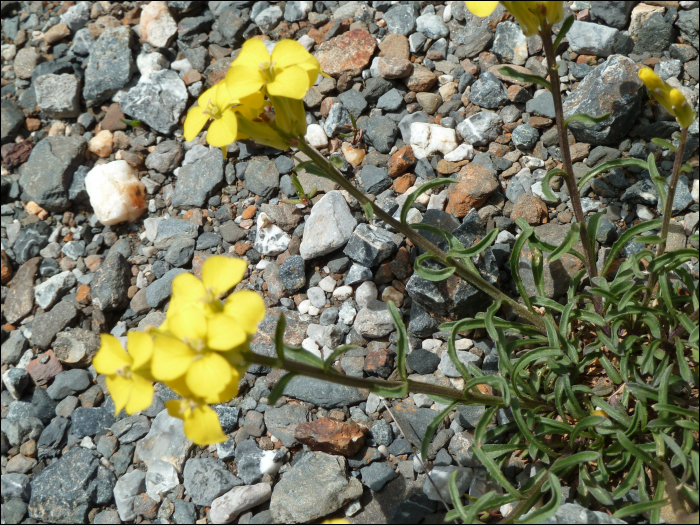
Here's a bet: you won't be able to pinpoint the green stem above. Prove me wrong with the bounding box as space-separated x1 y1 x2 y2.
644 128 689 305
243 350 545 410
295 139 548 333
540 29 598 283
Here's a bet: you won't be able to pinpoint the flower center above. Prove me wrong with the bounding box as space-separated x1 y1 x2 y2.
203 99 223 120
258 61 276 83
115 366 132 379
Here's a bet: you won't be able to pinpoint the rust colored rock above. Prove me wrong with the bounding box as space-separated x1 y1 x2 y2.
377 57 413 79
295 417 367 456
100 103 127 132
569 142 591 163
84 254 103 273
1 141 33 169
76 284 91 304
1 250 12 285
436 159 469 175
25 119 41 131
241 205 257 220
510 194 548 226
389 246 412 280
26 350 63 387
364 348 394 378
447 164 499 218
182 68 202 85
315 29 377 78
402 64 437 93
507 84 531 104
320 96 336 118
378 33 409 60
393 173 416 194
387 145 415 178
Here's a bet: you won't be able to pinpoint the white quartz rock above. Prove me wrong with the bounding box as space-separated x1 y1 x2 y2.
305 123 329 147
410 123 458 159
443 143 474 162
85 160 148 226
253 212 291 256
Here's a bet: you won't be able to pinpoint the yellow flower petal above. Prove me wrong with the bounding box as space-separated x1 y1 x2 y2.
203 370 241 405
151 334 196 381
124 373 154 415
231 38 271 69
186 351 232 397
224 290 266 335
168 306 208 344
165 399 188 420
544 1 564 24
271 39 313 70
127 331 153 371
225 65 266 100
201 256 247 296
171 273 207 307
465 1 499 17
207 313 248 350
106 375 132 415
268 65 311 99
183 104 210 143
207 109 238 147
213 80 236 110
94 334 132 375
184 404 227 445
639 68 664 91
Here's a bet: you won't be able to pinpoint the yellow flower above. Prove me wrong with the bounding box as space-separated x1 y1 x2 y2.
165 398 227 445
639 68 696 129
225 38 323 100
465 1 564 36
150 256 265 397
183 82 265 154
93 333 154 416
320 520 351 524
270 95 308 138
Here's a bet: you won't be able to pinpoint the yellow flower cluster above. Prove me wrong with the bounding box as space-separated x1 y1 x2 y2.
465 1 564 36
94 256 266 445
638 68 696 129
184 38 324 155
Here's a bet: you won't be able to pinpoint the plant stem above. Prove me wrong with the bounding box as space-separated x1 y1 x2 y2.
540 29 598 282
295 139 548 332
643 128 688 306
243 351 545 410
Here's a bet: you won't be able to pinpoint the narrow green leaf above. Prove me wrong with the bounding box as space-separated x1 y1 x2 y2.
274 314 287 361
329 155 344 168
518 473 562 524
612 499 672 519
571 309 606 326
510 398 559 458
267 372 296 405
414 253 456 282
400 178 457 225
448 228 499 259
564 112 611 128
498 66 551 89
548 222 579 263
553 14 575 51
648 249 698 273
579 465 614 505
550 451 601 476
616 431 659 469
447 323 471 382
283 345 325 368
613 458 642 499
472 446 523 499
466 376 510 406
531 248 546 298
577 158 649 195
387 301 408 382
421 401 459 462
369 382 408 398
587 212 604 259
411 223 464 252
483 300 502 342
323 345 358 372
591 396 631 426
541 168 567 203
635 235 665 244
650 137 678 152
120 117 141 127
448 469 469 523
531 296 565 313
361 201 373 221
511 227 534 310
660 433 688 472
652 404 698 419
569 416 606 447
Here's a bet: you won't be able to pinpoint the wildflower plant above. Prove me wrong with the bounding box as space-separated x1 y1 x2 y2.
95 13 699 524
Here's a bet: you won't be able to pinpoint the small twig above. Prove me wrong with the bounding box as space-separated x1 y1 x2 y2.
381 400 451 512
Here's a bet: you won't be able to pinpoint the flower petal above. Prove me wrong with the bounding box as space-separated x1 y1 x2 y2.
171 273 207 307
184 404 227 445
106 375 132 415
231 38 270 69
207 313 248 350
165 399 187 420
225 65 266 100
271 39 313 70
201 256 247 296
183 105 210 142
224 290 266 335
267 65 310 99
124 373 154 415
213 80 235 110
186 351 232 397
151 334 195 381
203 370 241 405
127 331 153 371
168 305 208 343
94 334 132 375
465 1 499 17
206 110 238 147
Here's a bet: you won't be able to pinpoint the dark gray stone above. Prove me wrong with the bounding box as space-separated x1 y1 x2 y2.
390 493 437 524
245 157 279 199
364 77 394 104
196 232 221 250
344 224 396 267
120 70 188 135
361 165 392 195
361 462 398 491
182 457 242 507
19 136 87 212
368 419 393 447
83 26 134 107
377 88 404 112
1 99 24 145
456 111 502 146
91 253 130 312
164 237 195 267
563 55 643 146
526 92 556 119
658 175 693 215
145 140 183 173
621 179 658 206
30 302 79 350
46 369 91 400
361 116 399 154
677 9 699 49
71 407 116 438
264 404 309 447
146 268 188 308
172 149 225 207
590 1 630 29
37 417 69 459
283 376 365 408
219 220 247 244
383 4 417 35
470 72 508 109
279 254 306 293
634 13 674 55
28 448 100 524
111 415 151 444
1 473 31 502
338 89 368 120
512 124 539 150
406 348 441 374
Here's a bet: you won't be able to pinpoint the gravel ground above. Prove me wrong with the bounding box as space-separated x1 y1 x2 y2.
1 1 699 524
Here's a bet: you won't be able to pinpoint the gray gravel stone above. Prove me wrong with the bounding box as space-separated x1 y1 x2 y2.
634 13 674 55
244 157 280 199
71 407 116 438
46 369 91 400
264 404 309 447
512 124 539 150
416 14 448 39
35 74 81 118
361 165 392 195
361 462 399 491
172 148 224 207
146 268 187 308
361 116 398 154
1 473 31 502
354 300 395 338
279 255 306 292
154 219 199 249
383 4 417 35
34 271 76 310
83 26 134 107
423 466 473 502
338 89 368 120
145 140 183 173
1 99 25 145
283 376 365 408
492 21 528 65
121 70 188 135
567 21 619 57
91 253 131 312
457 111 502 147
526 91 556 119
164 237 195 267
19 136 87 212
344 224 396 267
300 191 357 260
183 457 242 506
30 301 79 350
377 88 404 112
